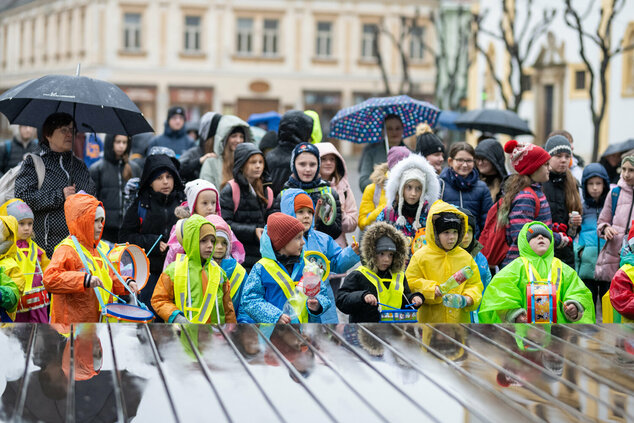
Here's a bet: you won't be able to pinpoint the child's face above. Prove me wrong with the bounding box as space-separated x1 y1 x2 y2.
113 135 128 158
213 236 228 260
242 154 264 182
295 207 314 232
586 176 604 201
226 132 245 152
528 234 551 256
94 218 104 241
199 233 216 261
279 232 305 257
449 150 475 177
376 251 394 272
622 162 634 186
17 218 33 240
295 152 318 183
460 227 473 249
530 162 550 183
549 153 571 174
151 171 174 195
426 152 444 174
195 190 217 216
320 154 337 180
403 180 423 205
438 229 459 251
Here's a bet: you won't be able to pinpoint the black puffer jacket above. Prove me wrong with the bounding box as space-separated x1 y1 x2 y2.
89 135 141 243
220 143 273 272
543 171 575 268
0 137 39 176
119 154 185 274
265 111 312 196
15 143 96 257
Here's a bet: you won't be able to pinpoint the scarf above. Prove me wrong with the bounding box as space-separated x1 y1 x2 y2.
287 175 324 191
447 168 480 192
549 171 566 186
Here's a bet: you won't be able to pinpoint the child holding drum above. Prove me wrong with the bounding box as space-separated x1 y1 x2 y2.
479 221 595 323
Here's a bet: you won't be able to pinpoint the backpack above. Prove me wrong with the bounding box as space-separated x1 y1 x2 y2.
480 187 541 267
228 179 273 212
0 153 45 205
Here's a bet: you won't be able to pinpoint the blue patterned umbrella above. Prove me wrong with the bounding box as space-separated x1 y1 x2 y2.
329 95 440 145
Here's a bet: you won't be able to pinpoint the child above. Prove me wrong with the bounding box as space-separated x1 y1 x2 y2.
0 214 24 322
5 200 50 323
336 222 423 323
479 221 595 323
575 163 610 307
607 226 634 323
152 215 236 324
280 189 360 323
207 214 247 319
240 213 331 323
44 194 139 324
378 153 441 248
405 201 482 323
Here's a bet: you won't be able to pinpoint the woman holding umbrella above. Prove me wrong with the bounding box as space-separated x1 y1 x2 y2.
15 112 96 258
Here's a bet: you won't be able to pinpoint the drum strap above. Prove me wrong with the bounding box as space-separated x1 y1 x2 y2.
96 247 144 308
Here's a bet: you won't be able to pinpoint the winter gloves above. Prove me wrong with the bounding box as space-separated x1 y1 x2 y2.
173 314 189 324
552 223 573 248
443 294 469 309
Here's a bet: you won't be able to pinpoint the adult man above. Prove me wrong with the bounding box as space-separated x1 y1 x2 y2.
0 125 38 176
147 106 194 157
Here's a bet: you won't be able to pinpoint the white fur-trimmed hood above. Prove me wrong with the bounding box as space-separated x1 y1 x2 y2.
385 153 440 211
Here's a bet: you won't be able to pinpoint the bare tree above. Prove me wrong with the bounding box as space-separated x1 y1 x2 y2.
472 0 556 112
564 0 634 161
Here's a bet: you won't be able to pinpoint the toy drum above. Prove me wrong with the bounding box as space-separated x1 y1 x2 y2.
102 303 154 324
107 244 150 290
378 303 418 323
304 250 330 281
526 283 557 324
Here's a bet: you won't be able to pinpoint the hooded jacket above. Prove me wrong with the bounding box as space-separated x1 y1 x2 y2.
359 163 388 230
405 201 483 323
220 143 273 271
239 224 331 323
200 115 253 188
575 163 610 280
266 111 313 196
475 139 508 201
336 222 422 323
89 135 141 242
280 188 360 323
0 216 24 319
152 215 236 324
43 194 128 323
119 154 186 274
15 142 96 258
479 221 595 323
147 119 195 157
609 256 634 321
179 112 222 182
316 142 359 247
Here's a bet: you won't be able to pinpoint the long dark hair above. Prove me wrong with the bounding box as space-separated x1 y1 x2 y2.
498 174 533 226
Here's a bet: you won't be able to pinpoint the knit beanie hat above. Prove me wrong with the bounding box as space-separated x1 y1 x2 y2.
199 222 215 241
167 106 185 121
387 146 411 169
415 124 445 157
433 212 462 234
376 236 397 253
267 213 305 251
185 179 220 216
544 135 572 157
526 224 552 243
6 200 34 222
290 142 321 180
294 193 314 212
94 206 105 221
396 167 427 229
504 140 551 176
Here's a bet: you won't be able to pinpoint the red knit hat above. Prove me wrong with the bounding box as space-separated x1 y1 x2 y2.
504 140 551 176
267 212 305 250
294 193 314 212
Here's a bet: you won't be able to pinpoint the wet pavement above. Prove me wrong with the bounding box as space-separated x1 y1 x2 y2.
0 323 632 422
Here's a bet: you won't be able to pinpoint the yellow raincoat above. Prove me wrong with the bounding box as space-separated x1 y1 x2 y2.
405 200 483 323
0 216 26 296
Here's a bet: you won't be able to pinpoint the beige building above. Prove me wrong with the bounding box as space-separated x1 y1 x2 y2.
0 0 438 145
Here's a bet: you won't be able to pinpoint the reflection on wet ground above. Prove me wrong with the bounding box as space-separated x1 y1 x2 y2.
0 323 632 422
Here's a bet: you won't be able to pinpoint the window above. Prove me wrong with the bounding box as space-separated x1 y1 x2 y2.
123 13 141 51
361 23 378 59
262 19 279 56
409 26 424 60
316 21 332 58
575 70 587 90
184 16 201 52
236 18 253 55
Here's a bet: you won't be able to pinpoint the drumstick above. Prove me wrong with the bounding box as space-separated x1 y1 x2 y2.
146 234 163 256
97 286 127 304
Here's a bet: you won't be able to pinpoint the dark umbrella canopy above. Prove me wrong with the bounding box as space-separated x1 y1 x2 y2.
455 109 532 136
0 74 153 136
601 139 634 158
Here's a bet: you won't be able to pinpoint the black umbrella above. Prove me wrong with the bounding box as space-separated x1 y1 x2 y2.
600 139 634 158
0 73 153 136
455 108 533 136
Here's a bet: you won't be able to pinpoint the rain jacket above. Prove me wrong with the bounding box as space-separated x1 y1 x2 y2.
358 163 388 230
304 110 323 144
280 188 360 323
14 238 50 323
316 142 358 248
43 194 128 324
0 216 23 320
199 115 253 188
147 120 195 157
405 201 483 323
239 226 331 323
479 221 595 323
608 259 634 322
152 215 236 324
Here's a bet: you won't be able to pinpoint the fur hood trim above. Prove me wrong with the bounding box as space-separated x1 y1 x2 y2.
385 153 440 212
361 222 409 273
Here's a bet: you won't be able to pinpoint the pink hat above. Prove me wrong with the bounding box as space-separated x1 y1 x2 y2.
206 214 245 263
387 146 411 169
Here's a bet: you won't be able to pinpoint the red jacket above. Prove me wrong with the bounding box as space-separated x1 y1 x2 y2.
610 268 634 320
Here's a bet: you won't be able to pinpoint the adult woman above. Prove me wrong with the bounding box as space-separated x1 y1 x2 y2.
474 138 508 202
200 115 253 189
15 112 96 258
89 134 141 243
440 142 493 238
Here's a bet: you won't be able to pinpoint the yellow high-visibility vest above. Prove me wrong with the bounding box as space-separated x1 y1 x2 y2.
259 257 309 323
357 265 404 310
174 254 224 324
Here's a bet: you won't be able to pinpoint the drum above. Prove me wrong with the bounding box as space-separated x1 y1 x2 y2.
102 303 155 324
107 244 150 290
304 250 330 281
378 303 418 323
526 283 557 324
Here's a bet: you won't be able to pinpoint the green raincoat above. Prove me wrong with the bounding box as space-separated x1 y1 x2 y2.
478 221 595 323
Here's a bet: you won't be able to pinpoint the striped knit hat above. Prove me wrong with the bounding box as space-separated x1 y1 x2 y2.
504 140 551 176
544 135 572 157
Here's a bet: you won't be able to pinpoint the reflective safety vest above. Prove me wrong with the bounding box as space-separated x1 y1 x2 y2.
259 257 309 323
357 266 405 310
174 254 225 324
15 238 49 312
228 262 247 301
522 257 562 324
59 237 114 310
602 264 634 323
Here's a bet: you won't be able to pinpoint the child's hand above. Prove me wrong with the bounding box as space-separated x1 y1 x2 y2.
159 241 168 253
277 314 291 324
568 212 582 228
255 228 264 240
515 312 528 323
128 281 139 294
434 286 442 298
307 298 320 312
364 294 378 306
603 225 617 240
87 276 104 289
351 242 360 256
563 302 579 320
411 296 423 307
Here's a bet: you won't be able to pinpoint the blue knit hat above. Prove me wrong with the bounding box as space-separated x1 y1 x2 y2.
290 142 321 181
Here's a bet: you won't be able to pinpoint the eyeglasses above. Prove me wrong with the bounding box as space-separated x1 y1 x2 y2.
454 158 474 165
57 126 74 135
